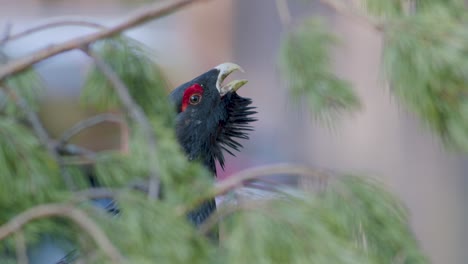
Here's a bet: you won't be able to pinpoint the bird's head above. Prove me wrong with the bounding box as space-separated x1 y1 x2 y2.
170 62 256 174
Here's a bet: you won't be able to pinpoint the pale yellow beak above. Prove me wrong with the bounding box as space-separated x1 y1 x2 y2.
214 62 248 96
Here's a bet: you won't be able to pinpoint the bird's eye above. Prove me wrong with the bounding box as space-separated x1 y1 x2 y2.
189 93 202 105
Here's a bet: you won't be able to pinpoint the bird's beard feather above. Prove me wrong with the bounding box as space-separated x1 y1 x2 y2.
213 92 257 170
175 92 256 175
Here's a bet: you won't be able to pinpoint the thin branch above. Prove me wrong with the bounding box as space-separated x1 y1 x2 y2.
58 113 124 146
73 187 118 202
198 200 271 235
317 0 385 31
3 85 76 190
15 230 28 264
213 163 330 197
82 48 160 199
0 0 207 81
275 0 292 27
179 163 330 215
0 204 125 263
1 17 105 45
0 22 12 44
4 86 55 156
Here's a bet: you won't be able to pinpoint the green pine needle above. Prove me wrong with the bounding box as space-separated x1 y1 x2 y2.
279 19 361 122
383 5 468 151
0 118 61 215
82 36 173 125
220 176 427 264
0 50 45 117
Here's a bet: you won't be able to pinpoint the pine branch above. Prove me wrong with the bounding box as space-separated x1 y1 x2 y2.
213 163 330 197
0 17 104 45
275 0 292 27
58 113 124 146
180 163 331 215
3 85 77 190
15 231 28 264
3 85 55 156
0 22 12 44
317 0 385 31
0 0 208 81
0 204 125 263
82 47 161 199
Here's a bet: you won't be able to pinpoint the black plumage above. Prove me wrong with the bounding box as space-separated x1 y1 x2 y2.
170 63 256 225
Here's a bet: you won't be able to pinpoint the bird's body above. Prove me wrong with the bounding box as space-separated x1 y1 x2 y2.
46 63 255 264
170 63 256 225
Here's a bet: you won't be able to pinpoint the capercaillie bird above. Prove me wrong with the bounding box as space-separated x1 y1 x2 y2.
169 62 256 225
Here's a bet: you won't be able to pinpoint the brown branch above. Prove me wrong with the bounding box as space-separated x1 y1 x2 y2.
213 163 329 197
58 113 124 146
3 85 76 190
0 204 125 263
179 163 330 215
317 0 385 31
0 0 207 81
82 48 160 199
15 231 28 264
1 17 105 44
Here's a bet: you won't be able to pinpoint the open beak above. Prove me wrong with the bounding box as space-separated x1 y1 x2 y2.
215 62 248 96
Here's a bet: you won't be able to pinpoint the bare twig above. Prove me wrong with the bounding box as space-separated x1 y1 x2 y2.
82 48 160 199
3 85 76 190
58 113 124 146
0 22 12 44
0 204 125 263
1 17 105 45
275 0 292 27
317 0 384 31
15 230 28 264
0 0 207 81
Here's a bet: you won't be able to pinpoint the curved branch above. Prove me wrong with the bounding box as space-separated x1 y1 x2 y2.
15 231 28 264
213 163 329 197
58 113 124 146
179 163 330 215
0 0 207 81
1 17 105 44
3 85 76 190
0 204 125 263
82 48 160 199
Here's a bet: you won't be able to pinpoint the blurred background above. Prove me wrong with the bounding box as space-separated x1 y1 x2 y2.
0 0 466 263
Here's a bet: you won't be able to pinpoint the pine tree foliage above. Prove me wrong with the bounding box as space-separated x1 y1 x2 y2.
220 176 426 264
0 51 44 116
0 1 444 263
378 2 468 151
362 0 464 18
82 36 173 125
279 19 362 121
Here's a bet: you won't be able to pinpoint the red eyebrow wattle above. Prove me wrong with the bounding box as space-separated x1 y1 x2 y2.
181 84 204 112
